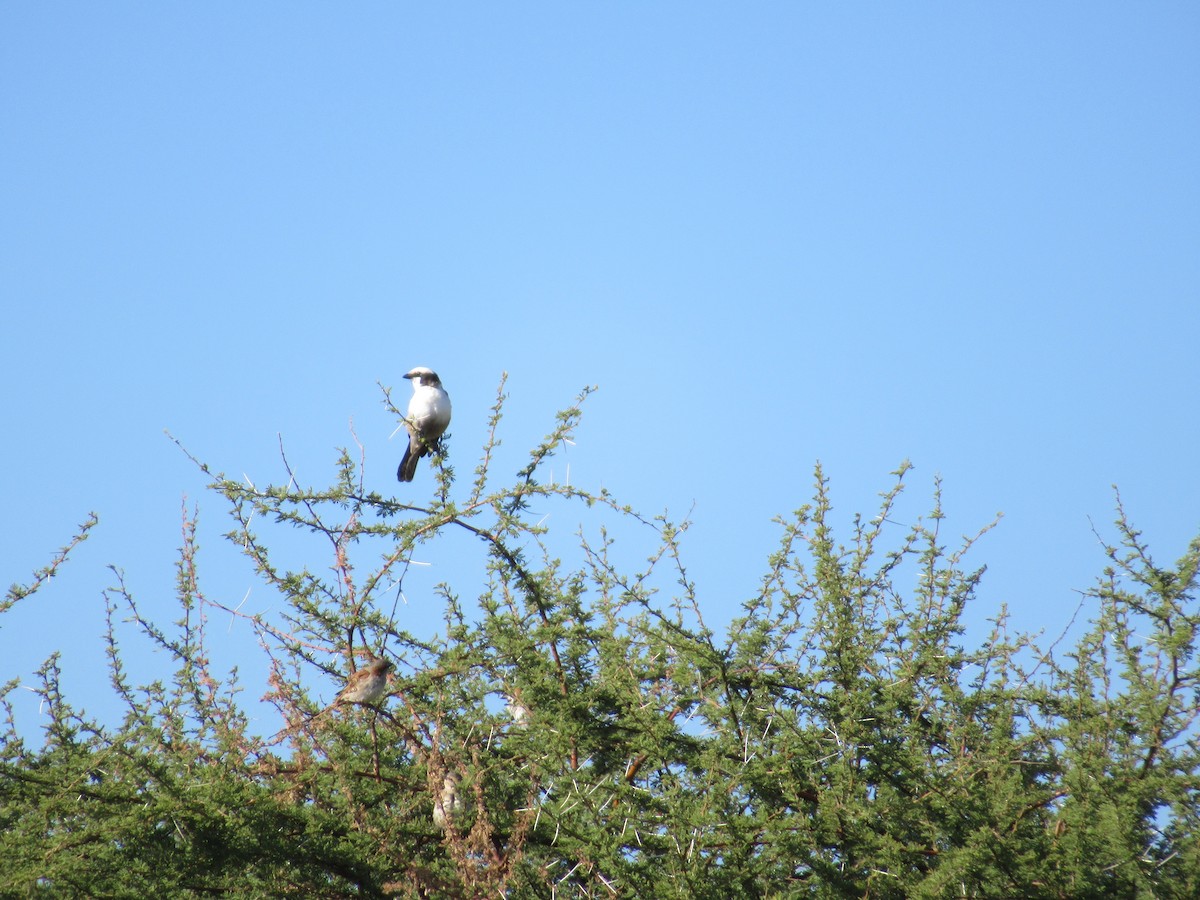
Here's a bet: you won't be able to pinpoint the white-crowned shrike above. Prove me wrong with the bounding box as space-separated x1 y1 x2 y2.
397 367 452 483
505 693 530 727
432 771 462 829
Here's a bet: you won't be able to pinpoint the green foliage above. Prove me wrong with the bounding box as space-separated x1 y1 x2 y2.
2 380 1198 897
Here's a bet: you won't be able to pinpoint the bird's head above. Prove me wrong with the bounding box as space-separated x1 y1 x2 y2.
404 366 441 387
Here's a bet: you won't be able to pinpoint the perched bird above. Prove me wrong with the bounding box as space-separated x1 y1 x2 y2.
432 771 462 829
267 657 392 743
397 367 452 483
334 657 394 707
505 693 530 727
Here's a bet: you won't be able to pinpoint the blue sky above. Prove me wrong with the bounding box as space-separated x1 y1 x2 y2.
3 4 1198 736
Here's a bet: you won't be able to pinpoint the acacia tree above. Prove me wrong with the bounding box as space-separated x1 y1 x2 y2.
2 381 1198 898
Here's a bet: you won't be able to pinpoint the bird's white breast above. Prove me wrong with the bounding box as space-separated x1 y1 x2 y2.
409 386 452 431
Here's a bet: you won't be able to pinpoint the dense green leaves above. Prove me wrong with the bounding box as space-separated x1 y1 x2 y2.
3 388 1197 897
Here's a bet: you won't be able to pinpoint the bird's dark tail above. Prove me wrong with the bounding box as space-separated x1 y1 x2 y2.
397 448 418 482
398 435 443 483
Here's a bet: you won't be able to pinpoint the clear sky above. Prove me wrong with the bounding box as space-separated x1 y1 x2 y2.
3 4 1198 735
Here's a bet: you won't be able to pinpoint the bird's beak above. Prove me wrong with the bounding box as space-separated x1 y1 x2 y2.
403 373 414 380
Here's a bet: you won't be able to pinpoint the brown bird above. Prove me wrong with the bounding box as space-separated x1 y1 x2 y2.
267 657 393 744
333 657 393 707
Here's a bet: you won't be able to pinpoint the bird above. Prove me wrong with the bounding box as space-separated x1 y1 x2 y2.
432 771 462 829
397 366 452 483
333 656 394 708
267 657 393 743
505 693 530 727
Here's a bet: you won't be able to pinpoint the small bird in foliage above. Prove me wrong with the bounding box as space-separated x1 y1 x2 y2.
505 693 530 726
333 657 394 707
268 657 392 743
397 366 452 482
432 771 462 829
